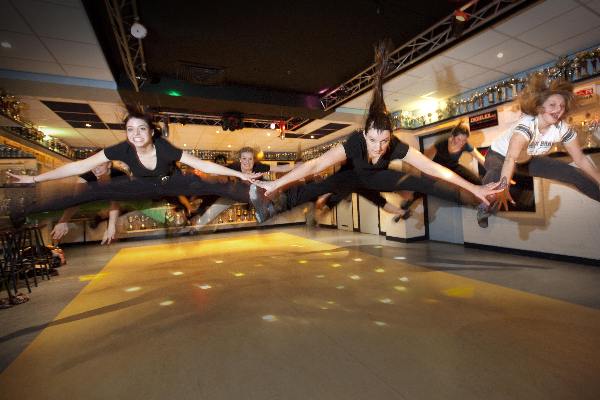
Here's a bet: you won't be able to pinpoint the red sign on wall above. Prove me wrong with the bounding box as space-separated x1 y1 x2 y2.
469 109 498 131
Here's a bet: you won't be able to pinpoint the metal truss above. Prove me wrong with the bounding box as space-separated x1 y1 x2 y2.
320 0 536 111
155 111 311 131
104 0 147 92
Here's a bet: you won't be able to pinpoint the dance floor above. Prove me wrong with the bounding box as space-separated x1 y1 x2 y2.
1 232 599 400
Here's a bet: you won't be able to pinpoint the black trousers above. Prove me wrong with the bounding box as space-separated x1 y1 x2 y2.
482 150 600 202
25 175 252 216
285 169 467 210
453 164 482 185
326 190 387 208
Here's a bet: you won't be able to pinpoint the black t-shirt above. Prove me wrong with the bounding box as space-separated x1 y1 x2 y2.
342 131 409 172
104 137 183 178
229 161 270 173
432 138 473 169
80 168 127 182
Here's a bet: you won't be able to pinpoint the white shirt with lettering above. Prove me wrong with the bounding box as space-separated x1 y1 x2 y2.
491 114 576 156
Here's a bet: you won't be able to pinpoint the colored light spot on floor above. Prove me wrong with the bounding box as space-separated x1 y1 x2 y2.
379 298 393 304
394 256 406 260
124 286 141 292
336 285 345 289
349 274 361 280
315 274 325 279
344 240 352 243
327 301 335 305
375 268 385 273
159 300 174 306
443 286 475 298
171 271 184 276
353 258 363 262
262 315 277 321
331 263 342 268
374 321 388 327
323 252 332 256
194 284 212 290
78 273 107 282
373 245 383 249
232 272 245 277
214 260 224 264
394 286 407 292
399 276 409 282
298 260 308 264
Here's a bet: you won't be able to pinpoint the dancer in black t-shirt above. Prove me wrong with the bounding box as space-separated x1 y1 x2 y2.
8 112 263 221
250 42 503 223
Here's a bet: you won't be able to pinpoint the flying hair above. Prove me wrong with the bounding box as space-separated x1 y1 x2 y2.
518 74 575 117
364 40 394 133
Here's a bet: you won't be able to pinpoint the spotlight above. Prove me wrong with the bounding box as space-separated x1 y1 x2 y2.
452 10 469 37
270 122 276 129
130 22 147 39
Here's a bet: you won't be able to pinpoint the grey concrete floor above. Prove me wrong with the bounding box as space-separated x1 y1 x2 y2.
1 226 599 399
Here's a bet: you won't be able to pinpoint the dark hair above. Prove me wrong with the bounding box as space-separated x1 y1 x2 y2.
213 154 228 165
519 74 575 117
450 122 470 137
124 111 161 139
364 40 394 133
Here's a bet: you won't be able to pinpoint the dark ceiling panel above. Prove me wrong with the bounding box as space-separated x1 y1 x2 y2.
41 101 95 114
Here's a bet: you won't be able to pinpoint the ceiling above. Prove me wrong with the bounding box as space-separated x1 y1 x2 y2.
0 0 599 153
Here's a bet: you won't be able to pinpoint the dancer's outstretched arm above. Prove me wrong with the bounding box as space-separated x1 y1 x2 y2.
402 147 502 205
180 153 262 182
257 145 347 197
8 151 110 183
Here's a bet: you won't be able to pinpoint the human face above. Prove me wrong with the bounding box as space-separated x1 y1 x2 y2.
539 94 566 127
450 133 468 149
92 161 110 178
239 151 255 173
363 128 391 161
126 117 153 148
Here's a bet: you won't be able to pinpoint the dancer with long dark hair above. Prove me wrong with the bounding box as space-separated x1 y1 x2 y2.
250 41 503 223
7 111 264 222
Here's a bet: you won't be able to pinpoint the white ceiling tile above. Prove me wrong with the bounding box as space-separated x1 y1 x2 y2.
0 56 63 75
90 102 127 123
340 91 370 109
468 39 542 69
41 38 108 68
405 55 459 79
460 70 508 90
383 74 421 92
494 0 579 36
517 6 600 49
14 0 97 44
443 29 510 61
545 27 600 56
61 64 114 81
0 31 54 61
495 51 557 75
0 0 33 33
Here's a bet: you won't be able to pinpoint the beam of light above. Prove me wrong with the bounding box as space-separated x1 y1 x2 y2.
394 286 407 292
262 315 277 322
124 286 142 292
194 284 212 290
374 268 385 273
160 300 174 306
349 274 361 280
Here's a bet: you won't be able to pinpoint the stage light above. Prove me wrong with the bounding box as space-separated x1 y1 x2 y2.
270 122 276 129
166 90 182 97
452 10 469 37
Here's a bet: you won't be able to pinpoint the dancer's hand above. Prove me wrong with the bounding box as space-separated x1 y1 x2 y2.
474 178 507 205
51 223 69 241
239 172 264 182
253 180 277 197
6 172 36 184
101 225 116 245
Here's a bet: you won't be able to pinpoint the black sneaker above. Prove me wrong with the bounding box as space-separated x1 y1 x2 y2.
400 199 414 210
393 210 411 223
249 184 276 223
476 203 495 228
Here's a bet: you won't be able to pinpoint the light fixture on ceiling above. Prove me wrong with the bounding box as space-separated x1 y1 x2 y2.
270 122 276 129
451 9 469 38
130 22 148 39
216 130 220 133
267 146 271 149
183 143 187 147
1 41 12 49
496 52 504 58
85 123 92 127
310 135 314 139
227 144 231 148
